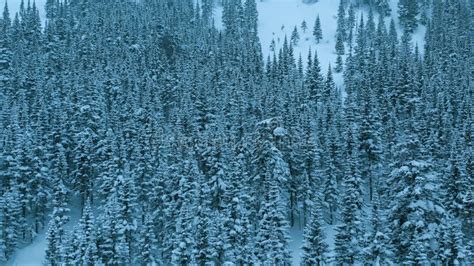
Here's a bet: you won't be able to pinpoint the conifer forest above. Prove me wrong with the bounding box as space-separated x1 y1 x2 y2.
0 0 472 265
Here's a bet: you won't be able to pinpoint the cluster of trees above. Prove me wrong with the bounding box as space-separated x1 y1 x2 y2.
0 0 472 265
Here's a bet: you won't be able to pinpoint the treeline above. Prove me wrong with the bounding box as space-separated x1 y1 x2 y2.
0 0 472 265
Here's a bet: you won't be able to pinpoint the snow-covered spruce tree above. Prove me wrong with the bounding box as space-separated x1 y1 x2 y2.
442 146 470 223
45 175 70 265
137 212 158 265
362 194 392 265
208 211 226 265
63 227 82 264
192 173 213 265
336 0 346 41
97 198 120 264
334 126 364 265
1 181 21 259
301 195 328 266
383 28 448 264
358 90 383 202
0 220 6 264
192 89 228 212
306 50 324 105
171 200 195 265
438 216 468 265
398 0 419 33
12 129 36 242
171 153 201 265
0 2 12 112
387 143 445 264
72 127 96 209
205 141 228 212
374 0 391 16
301 20 307 33
347 3 356 41
78 202 99 265
96 129 121 203
253 118 292 265
321 67 344 222
291 26 300 46
45 218 61 266
223 150 255 264
255 180 292 265
313 15 322 43
114 167 138 264
335 26 345 73
193 205 211 265
322 156 338 225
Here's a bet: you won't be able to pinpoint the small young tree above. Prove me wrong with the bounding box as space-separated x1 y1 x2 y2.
301 20 308 33
291 26 300 46
313 15 323 43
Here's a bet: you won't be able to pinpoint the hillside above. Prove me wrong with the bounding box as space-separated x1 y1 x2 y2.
1 0 472 265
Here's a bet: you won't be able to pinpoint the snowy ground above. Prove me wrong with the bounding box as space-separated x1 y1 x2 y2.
8 231 47 266
289 227 305 265
7 202 82 266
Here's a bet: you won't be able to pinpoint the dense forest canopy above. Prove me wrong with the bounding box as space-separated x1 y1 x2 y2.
0 0 472 265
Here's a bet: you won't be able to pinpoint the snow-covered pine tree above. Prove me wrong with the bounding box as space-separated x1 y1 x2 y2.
442 145 470 222
335 28 345 73
223 150 254 264
137 212 158 264
301 19 307 33
438 216 467 265
291 26 300 46
45 218 61 265
255 180 292 265
301 195 328 265
336 0 347 41
362 194 392 265
171 153 201 265
192 173 213 265
78 202 99 265
253 119 292 264
313 15 323 43
1 181 21 259
208 211 226 265
334 126 363 265
398 0 419 33
374 0 391 16
45 175 70 265
387 154 445 264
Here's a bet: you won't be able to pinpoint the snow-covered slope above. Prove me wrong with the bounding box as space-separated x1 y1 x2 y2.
214 0 343 86
257 0 339 69
214 0 425 89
